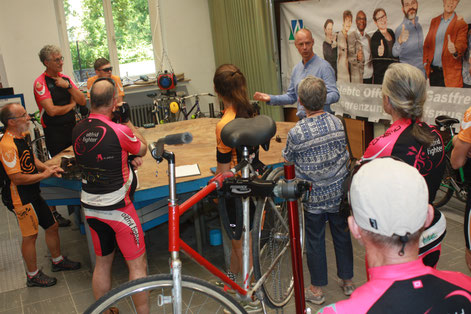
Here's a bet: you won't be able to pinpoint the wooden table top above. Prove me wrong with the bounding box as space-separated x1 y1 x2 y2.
46 118 295 191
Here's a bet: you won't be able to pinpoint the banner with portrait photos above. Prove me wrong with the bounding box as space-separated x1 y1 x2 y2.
279 0 471 125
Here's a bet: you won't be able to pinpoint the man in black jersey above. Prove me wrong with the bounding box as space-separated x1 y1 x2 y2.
33 44 87 227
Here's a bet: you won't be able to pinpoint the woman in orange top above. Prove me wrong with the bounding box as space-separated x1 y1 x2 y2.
214 64 255 291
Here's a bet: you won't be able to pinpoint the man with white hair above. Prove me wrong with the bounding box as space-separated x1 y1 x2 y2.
317 158 471 313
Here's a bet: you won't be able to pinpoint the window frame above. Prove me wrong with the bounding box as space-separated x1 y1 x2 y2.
55 0 163 83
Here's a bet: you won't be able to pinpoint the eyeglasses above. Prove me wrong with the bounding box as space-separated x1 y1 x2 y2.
375 14 387 22
49 56 64 63
99 67 113 72
8 112 28 120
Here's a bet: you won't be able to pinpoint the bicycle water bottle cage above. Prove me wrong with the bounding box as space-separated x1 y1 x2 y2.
435 115 459 128
221 115 276 151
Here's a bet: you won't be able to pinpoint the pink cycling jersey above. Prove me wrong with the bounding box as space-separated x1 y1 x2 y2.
362 118 446 261
362 118 445 202
317 259 471 314
72 113 141 210
33 72 79 128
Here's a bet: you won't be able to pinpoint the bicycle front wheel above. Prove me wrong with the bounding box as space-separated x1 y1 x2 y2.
252 167 305 308
84 274 245 314
433 156 455 208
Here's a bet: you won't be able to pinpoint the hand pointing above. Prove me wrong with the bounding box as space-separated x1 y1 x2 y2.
253 92 271 102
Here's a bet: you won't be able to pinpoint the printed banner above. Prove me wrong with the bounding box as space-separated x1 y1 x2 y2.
280 0 471 122
332 82 471 125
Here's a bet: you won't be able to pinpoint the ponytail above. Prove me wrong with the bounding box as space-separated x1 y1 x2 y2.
382 63 434 146
213 64 254 118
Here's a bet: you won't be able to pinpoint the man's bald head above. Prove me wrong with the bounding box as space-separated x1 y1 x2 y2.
294 28 315 63
90 79 116 109
295 28 313 42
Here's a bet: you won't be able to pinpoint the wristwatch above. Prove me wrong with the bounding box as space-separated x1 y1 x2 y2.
67 82 72 89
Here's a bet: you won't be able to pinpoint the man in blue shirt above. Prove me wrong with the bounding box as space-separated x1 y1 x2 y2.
253 28 339 119
392 0 425 75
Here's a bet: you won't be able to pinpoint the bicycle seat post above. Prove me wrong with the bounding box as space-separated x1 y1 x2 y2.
240 146 251 292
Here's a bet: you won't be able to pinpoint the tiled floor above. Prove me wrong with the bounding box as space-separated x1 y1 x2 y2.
0 194 469 314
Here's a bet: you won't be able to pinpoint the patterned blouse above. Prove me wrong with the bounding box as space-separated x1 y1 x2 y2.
282 113 349 214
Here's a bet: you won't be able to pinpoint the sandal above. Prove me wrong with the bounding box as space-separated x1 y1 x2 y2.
339 279 356 296
304 287 325 305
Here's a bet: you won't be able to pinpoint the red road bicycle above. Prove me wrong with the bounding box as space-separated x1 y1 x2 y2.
84 115 310 313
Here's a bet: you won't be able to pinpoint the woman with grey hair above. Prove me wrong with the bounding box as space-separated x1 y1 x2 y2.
283 75 354 305
362 63 446 268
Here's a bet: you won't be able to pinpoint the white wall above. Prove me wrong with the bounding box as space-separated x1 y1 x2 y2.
158 0 217 112
0 0 62 112
0 0 216 114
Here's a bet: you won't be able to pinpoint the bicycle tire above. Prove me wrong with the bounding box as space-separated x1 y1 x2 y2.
433 156 455 208
252 167 305 308
84 274 246 314
30 136 50 162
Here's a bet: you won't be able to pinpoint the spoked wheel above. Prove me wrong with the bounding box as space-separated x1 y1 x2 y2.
31 136 51 162
84 274 245 314
433 156 457 208
252 167 305 308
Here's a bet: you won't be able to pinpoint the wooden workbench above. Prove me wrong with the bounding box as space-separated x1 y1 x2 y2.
42 118 295 265
46 118 295 193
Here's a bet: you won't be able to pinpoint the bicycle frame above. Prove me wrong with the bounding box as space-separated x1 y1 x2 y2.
444 136 466 185
159 146 308 313
180 97 202 120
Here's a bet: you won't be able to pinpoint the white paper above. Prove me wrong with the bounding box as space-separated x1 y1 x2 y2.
175 164 201 178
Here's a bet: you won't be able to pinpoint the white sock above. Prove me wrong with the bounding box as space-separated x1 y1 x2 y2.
52 255 64 263
27 269 39 278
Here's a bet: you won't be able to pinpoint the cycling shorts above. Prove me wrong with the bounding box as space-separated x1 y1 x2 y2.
44 123 75 157
13 196 55 237
84 203 145 260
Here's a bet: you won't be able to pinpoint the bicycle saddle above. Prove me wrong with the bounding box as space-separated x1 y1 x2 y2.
221 115 276 151
435 115 460 128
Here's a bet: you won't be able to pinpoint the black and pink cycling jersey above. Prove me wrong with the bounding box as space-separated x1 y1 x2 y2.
33 72 78 128
72 113 141 211
362 118 445 202
362 118 446 266
317 259 471 313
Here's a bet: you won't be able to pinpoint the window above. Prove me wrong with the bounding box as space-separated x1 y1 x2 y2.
61 0 157 83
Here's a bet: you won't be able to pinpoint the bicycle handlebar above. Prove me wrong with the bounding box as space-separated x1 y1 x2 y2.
149 132 193 160
147 92 215 102
181 93 215 100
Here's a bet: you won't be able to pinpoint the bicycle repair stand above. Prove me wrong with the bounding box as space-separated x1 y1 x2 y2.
284 163 310 314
